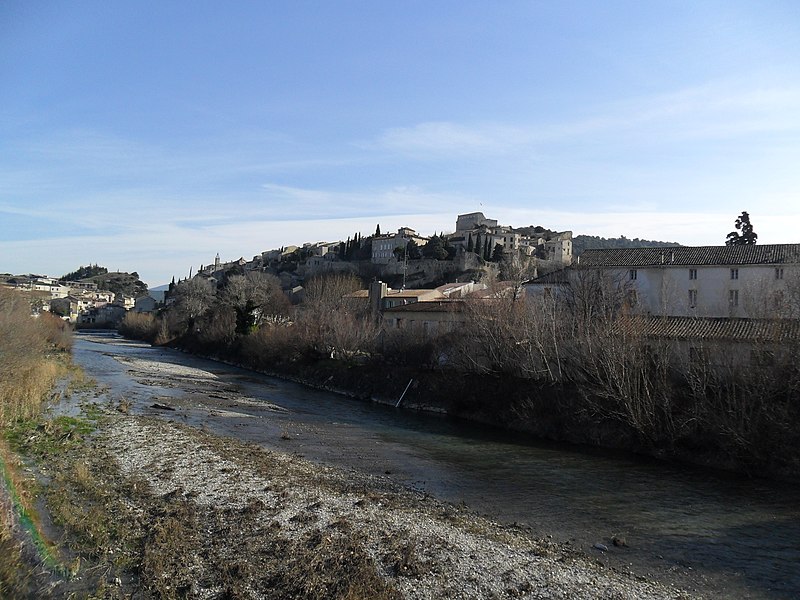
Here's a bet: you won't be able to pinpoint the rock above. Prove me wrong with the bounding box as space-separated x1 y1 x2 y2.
612 535 628 547
150 402 175 411
593 543 609 552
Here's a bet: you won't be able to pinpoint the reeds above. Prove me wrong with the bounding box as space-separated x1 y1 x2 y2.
0 288 72 425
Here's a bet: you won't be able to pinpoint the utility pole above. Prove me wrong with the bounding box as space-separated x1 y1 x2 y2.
402 245 408 290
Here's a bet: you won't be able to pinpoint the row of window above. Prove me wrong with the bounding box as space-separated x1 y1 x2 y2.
688 289 739 308
628 267 786 281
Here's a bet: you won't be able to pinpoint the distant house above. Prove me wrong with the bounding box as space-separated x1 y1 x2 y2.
523 268 571 302
78 305 127 327
133 295 158 313
347 281 444 315
371 228 429 264
381 300 468 336
615 315 800 369
50 295 93 323
435 281 487 298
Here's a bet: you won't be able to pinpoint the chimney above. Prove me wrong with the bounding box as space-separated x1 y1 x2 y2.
369 280 388 318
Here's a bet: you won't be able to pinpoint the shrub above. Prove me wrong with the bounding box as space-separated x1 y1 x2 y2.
119 312 159 342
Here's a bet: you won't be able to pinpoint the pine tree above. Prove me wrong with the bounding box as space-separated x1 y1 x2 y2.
467 233 474 253
725 211 758 246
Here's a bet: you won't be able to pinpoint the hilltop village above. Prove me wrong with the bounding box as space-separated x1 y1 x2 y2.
2 212 576 325
193 211 574 300
3 212 800 477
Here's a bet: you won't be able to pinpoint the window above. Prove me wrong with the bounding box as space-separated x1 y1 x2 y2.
689 268 697 280
688 289 697 308
730 268 739 280
629 269 637 281
774 290 785 309
776 268 784 280
729 289 739 307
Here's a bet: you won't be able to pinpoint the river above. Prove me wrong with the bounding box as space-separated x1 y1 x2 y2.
70 332 800 599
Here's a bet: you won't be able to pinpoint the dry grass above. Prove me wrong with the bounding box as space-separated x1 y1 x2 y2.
1 440 33 598
118 311 159 342
0 289 73 425
0 290 75 596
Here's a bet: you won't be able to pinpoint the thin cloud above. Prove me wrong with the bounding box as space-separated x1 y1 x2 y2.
375 121 527 156
371 79 800 161
259 183 473 219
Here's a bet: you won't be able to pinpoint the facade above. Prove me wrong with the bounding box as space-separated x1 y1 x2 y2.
78 305 127 326
450 213 573 265
381 300 468 336
133 295 159 313
371 228 429 264
455 212 498 232
346 282 445 316
573 244 800 319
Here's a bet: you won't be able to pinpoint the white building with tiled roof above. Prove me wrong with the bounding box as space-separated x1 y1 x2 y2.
574 244 800 319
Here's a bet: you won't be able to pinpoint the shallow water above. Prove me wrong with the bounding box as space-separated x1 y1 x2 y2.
71 332 800 599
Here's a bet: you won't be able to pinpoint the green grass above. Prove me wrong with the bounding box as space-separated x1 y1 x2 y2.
3 415 96 457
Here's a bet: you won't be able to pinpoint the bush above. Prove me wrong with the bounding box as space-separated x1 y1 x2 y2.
119 312 159 342
239 324 302 370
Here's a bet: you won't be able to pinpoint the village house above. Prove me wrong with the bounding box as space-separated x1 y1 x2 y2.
78 304 127 327
448 212 573 265
567 244 800 319
626 315 800 370
346 281 444 316
133 295 159 313
381 300 468 336
371 228 429 264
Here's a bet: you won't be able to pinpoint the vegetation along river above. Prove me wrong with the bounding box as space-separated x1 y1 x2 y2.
71 331 800 599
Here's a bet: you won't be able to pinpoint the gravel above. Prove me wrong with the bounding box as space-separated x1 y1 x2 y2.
104 415 694 599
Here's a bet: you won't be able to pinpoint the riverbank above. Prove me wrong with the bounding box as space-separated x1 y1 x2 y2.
15 397 693 599
191 351 795 481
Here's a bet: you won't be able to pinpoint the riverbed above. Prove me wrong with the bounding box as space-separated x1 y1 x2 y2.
71 331 800 599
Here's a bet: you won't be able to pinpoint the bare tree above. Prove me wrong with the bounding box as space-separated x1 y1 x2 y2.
172 277 216 329
297 273 378 359
500 252 537 303
220 272 289 334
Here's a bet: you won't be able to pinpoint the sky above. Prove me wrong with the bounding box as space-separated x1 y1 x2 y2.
2 1 799 287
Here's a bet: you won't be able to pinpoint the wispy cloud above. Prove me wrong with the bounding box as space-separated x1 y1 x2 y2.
371 79 800 160
374 121 528 156
259 183 473 219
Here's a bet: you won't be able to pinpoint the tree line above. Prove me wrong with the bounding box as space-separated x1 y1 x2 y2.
120 262 800 478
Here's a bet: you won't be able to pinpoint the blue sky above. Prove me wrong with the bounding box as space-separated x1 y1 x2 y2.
2 1 799 286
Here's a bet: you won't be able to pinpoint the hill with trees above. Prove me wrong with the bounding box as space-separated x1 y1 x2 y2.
572 235 681 256
61 265 148 298
61 264 108 281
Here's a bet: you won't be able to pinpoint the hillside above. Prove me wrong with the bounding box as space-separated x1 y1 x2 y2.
83 271 149 298
573 235 681 256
